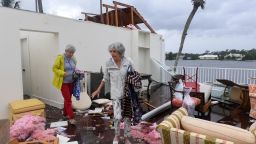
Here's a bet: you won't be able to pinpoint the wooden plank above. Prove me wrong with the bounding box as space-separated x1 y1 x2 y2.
113 1 132 7
81 12 98 15
81 12 98 21
110 12 114 25
135 24 141 30
115 4 118 26
106 7 109 25
102 4 116 9
131 7 134 25
133 9 156 33
100 0 103 23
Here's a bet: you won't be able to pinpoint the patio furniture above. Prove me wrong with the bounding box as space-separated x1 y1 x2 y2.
156 107 256 144
168 74 212 116
216 79 250 111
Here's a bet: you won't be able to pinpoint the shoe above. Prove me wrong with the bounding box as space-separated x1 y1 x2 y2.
113 135 119 144
69 119 76 125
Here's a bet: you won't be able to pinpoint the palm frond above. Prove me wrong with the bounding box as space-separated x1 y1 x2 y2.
191 0 205 9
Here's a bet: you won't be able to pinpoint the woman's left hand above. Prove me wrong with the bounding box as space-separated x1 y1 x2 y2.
91 90 100 99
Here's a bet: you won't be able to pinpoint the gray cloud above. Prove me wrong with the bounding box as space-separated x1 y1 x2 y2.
18 0 256 53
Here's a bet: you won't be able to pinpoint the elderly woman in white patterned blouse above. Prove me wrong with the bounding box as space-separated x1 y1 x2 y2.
92 42 133 144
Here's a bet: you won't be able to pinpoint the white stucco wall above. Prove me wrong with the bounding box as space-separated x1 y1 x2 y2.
0 7 164 119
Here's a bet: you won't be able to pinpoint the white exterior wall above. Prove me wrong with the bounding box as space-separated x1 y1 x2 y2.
149 34 165 81
20 31 61 107
0 7 164 119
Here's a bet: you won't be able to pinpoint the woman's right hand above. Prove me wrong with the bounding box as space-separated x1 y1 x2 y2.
91 90 100 99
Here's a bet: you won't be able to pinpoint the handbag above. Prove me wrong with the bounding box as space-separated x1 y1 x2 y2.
67 59 79 81
72 71 79 81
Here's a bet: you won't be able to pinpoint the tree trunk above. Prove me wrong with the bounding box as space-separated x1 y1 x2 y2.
38 0 43 13
173 6 199 72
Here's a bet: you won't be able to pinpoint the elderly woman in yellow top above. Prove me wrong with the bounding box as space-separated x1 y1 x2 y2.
52 44 77 125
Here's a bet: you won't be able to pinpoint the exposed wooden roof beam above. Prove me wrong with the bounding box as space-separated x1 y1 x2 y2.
135 24 141 30
113 1 132 8
102 4 116 9
115 3 118 26
100 0 103 23
81 12 98 15
133 9 156 33
81 12 98 21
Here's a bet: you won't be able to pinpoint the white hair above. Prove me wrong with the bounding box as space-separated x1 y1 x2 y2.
108 42 125 57
65 44 76 53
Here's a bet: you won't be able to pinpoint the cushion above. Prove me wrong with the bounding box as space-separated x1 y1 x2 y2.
199 83 212 103
157 127 233 144
157 107 188 133
9 99 45 114
170 128 234 144
249 122 256 133
181 116 255 144
172 98 183 107
172 97 201 107
164 107 188 129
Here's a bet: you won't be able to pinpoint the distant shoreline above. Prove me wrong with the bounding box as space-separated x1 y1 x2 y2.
165 60 256 69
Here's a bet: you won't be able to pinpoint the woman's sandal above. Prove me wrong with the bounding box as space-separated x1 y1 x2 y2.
113 135 119 144
68 119 77 125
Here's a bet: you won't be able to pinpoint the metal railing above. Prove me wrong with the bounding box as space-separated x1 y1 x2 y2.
151 58 256 84
168 66 256 84
151 58 173 84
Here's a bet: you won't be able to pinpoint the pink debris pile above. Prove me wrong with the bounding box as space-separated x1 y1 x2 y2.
10 114 57 142
120 121 161 144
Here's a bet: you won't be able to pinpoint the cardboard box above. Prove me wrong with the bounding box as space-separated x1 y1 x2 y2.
9 99 45 123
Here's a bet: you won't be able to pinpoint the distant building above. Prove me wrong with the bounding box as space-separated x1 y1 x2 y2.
199 55 218 60
224 53 245 60
178 55 185 60
185 56 192 60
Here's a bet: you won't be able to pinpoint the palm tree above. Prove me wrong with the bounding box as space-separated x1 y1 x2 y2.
173 0 205 72
1 0 14 7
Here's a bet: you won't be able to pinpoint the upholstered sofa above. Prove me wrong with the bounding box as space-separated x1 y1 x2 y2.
156 107 256 144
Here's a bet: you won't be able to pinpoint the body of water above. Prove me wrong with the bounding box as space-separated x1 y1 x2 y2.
165 60 256 69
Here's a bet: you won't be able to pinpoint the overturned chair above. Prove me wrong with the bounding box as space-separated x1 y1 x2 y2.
168 74 212 116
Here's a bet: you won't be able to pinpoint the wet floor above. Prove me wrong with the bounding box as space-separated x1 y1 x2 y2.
43 84 253 144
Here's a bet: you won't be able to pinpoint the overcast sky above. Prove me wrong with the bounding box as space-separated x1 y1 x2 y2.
19 0 256 53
